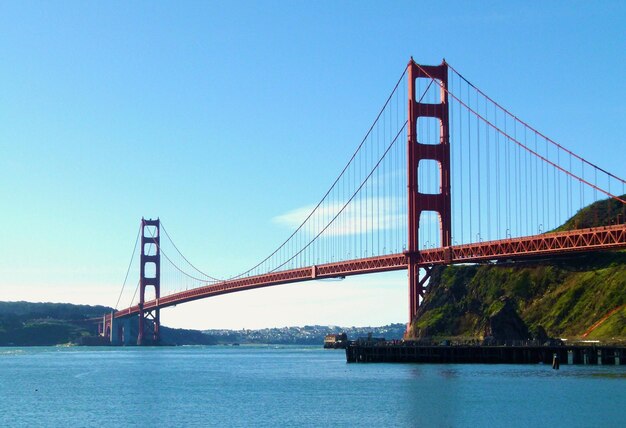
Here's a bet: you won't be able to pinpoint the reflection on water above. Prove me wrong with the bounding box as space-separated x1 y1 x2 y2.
439 368 459 378
589 372 626 379
0 346 623 427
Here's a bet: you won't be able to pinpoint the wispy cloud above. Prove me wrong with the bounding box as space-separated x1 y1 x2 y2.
273 205 315 228
273 196 407 237
273 197 443 247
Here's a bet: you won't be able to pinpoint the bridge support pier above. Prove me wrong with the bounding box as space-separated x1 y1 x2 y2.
109 315 133 346
406 59 451 326
408 266 432 321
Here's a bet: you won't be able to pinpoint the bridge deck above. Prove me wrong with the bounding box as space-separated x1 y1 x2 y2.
111 224 626 319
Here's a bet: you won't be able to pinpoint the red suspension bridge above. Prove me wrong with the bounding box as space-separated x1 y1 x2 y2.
101 59 626 345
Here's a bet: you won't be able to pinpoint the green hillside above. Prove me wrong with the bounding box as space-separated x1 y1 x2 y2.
554 194 625 232
408 196 626 342
0 302 111 346
0 301 217 346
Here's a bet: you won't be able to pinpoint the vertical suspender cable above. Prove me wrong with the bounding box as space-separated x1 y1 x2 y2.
466 76 469 242
458 74 466 244
476 87 481 240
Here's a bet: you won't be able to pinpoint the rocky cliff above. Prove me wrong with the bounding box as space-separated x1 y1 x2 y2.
408 196 626 341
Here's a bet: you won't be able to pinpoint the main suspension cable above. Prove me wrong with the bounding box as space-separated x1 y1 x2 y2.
416 63 626 204
446 61 626 186
160 221 222 281
230 65 409 280
114 224 141 310
270 121 408 273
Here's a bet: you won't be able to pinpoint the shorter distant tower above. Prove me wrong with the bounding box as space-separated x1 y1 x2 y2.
138 218 161 345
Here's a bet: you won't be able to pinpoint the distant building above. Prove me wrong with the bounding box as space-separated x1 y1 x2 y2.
324 333 348 349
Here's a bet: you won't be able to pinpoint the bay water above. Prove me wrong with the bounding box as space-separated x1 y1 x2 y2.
1 346 624 427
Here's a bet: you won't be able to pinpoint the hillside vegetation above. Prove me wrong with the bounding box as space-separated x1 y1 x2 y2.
0 301 217 346
0 301 404 346
408 196 626 341
0 302 112 346
555 194 625 232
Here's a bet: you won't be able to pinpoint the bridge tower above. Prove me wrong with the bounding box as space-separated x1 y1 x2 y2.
406 59 451 322
138 218 161 345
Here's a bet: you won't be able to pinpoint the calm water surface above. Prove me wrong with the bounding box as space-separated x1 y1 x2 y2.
0 346 624 427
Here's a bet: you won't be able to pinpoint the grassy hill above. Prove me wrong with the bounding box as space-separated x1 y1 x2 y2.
0 301 404 346
0 302 112 346
0 301 217 346
554 194 625 232
408 196 626 342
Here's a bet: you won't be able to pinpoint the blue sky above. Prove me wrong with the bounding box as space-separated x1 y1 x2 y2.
1 1 624 329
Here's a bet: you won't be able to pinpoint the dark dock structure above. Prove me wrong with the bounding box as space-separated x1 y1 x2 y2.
346 340 626 365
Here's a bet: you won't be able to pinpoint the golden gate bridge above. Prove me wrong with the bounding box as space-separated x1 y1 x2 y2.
101 59 626 345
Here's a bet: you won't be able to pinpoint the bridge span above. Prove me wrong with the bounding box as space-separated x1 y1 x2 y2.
101 58 626 345
103 223 626 344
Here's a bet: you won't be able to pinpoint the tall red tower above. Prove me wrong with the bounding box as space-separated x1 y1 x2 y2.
138 218 161 345
406 59 451 323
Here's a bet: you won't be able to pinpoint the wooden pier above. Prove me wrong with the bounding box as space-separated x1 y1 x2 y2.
345 341 626 365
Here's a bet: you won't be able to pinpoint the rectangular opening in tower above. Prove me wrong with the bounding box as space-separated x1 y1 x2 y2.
417 117 442 145
144 225 158 238
418 211 442 250
143 285 156 302
144 262 157 279
144 243 158 256
415 77 442 105
418 159 442 195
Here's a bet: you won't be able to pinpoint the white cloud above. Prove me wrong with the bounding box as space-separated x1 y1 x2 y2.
273 205 315 228
272 196 407 237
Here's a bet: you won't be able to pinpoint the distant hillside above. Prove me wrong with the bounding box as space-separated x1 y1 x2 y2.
0 301 113 319
0 301 404 346
408 196 626 342
0 302 216 346
204 324 406 345
0 302 111 346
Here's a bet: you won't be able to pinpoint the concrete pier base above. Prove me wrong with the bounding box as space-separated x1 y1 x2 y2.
110 316 133 345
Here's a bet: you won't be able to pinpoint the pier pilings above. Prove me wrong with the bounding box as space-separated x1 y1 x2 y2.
345 341 626 365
